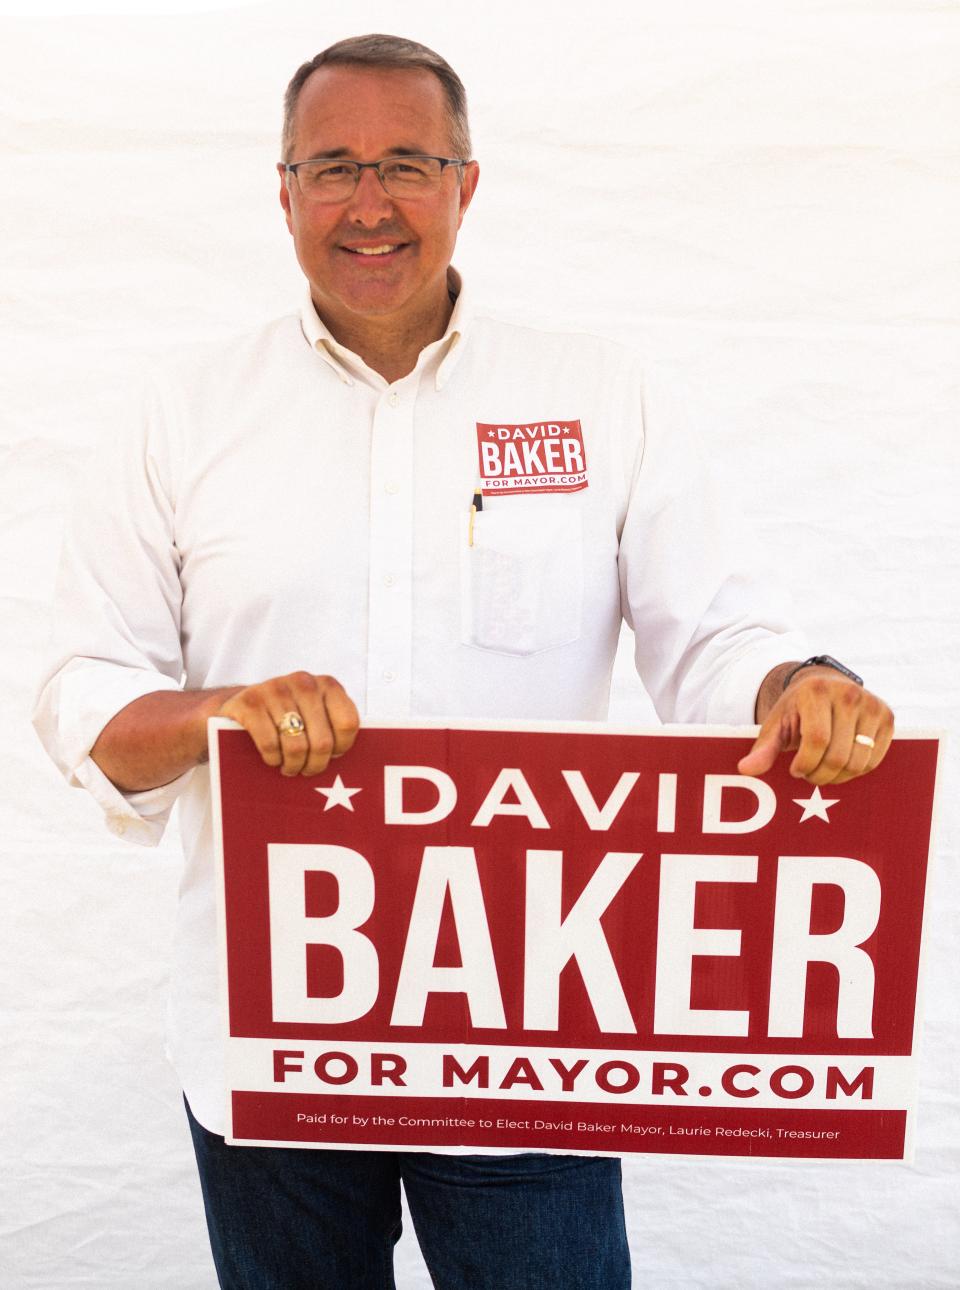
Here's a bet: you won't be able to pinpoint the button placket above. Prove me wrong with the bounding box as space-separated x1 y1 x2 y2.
366 380 417 715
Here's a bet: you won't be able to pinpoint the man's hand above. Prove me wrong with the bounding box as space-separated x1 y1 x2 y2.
91 673 360 793
218 673 360 778
737 664 894 784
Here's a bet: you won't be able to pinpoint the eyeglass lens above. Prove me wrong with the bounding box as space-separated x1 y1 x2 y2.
294 157 447 201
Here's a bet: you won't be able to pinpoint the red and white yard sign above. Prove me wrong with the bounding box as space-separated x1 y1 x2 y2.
209 720 940 1161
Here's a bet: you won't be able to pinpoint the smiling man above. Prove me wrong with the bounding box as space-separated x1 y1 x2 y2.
34 32 893 1290
278 63 479 385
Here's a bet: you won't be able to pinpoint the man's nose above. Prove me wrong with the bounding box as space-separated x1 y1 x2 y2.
347 166 395 223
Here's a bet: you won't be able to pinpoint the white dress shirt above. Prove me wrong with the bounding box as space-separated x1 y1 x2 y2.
33 272 809 1133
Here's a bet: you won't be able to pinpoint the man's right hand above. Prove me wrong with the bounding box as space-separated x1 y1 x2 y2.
90 673 360 793
217 673 360 778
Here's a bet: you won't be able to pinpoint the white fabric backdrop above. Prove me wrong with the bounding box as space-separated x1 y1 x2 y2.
2 1 957 1286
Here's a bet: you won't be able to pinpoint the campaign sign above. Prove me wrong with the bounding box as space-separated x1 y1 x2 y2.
475 420 588 493
209 720 940 1161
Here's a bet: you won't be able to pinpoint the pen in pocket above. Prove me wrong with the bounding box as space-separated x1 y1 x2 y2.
468 488 483 547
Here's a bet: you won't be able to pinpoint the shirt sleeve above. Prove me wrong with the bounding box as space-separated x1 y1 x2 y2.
618 368 811 725
32 376 189 847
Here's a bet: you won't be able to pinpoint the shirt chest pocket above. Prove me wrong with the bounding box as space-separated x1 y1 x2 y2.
459 501 583 656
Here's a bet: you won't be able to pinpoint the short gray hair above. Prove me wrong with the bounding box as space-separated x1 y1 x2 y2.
281 33 472 163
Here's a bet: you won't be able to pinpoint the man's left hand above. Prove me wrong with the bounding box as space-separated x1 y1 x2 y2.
737 665 894 784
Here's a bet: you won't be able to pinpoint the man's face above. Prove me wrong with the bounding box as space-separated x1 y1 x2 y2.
278 65 479 328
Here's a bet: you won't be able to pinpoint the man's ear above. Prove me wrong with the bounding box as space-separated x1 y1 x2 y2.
456 160 480 229
277 163 294 234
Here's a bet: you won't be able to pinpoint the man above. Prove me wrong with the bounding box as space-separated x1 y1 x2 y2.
33 33 893 1290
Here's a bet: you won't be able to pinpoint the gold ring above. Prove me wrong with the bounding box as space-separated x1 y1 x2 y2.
277 711 306 737
854 733 876 749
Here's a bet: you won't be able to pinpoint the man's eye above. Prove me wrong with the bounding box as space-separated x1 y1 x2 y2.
383 161 428 177
299 164 353 184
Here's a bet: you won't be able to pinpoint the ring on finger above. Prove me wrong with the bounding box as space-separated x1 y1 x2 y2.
277 711 306 737
854 733 876 749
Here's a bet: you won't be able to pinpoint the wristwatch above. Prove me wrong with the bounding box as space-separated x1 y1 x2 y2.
782 655 864 691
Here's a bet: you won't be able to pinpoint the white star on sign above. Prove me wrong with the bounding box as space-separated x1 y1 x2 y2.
314 774 362 812
793 786 839 823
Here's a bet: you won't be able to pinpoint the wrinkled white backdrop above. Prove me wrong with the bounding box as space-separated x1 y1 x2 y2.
2 0 957 1286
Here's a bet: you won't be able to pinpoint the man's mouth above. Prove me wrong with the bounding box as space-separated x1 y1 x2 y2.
342 243 408 257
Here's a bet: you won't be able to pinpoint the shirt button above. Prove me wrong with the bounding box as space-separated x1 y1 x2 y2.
384 574 396 587
383 669 396 683
388 391 400 407
385 482 399 495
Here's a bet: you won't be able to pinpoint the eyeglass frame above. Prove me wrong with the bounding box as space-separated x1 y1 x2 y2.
281 154 472 202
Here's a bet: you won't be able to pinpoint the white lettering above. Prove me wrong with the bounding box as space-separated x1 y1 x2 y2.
524 849 641 1031
768 856 881 1038
384 765 457 825
544 440 563 470
654 853 758 1035
471 768 550 829
561 770 639 830
702 775 776 834
657 773 677 832
502 443 524 475
480 443 501 475
561 439 584 472
268 844 378 1024
390 847 506 1028
520 440 545 472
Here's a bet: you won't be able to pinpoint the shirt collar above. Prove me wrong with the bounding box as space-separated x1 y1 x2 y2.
299 266 471 391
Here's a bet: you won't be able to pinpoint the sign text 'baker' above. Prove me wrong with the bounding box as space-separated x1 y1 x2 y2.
476 420 587 493
267 762 880 1042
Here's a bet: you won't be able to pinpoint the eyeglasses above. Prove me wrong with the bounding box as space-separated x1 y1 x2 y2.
283 155 469 204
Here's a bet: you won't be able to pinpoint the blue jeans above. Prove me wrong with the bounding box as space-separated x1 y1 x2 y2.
185 1097 631 1289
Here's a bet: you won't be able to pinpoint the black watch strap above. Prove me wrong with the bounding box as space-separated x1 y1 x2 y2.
782 655 864 691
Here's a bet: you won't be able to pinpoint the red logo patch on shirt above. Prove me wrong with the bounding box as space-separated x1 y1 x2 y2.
475 420 588 494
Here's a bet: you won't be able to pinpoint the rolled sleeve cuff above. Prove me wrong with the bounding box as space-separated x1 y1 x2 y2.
55 664 182 773
73 755 192 847
702 632 811 727
33 660 188 847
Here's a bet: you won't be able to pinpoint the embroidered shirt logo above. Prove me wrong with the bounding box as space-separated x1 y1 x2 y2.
475 420 587 494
